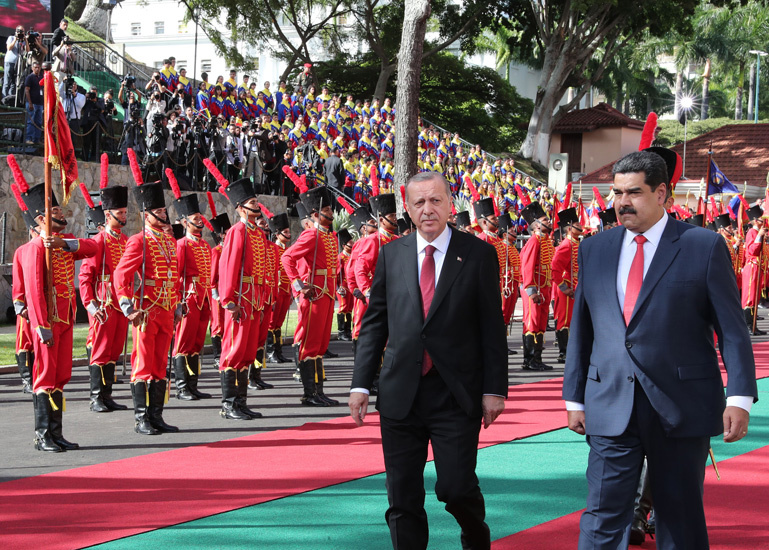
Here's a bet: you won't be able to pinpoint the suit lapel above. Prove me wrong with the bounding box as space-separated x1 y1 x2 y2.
398 234 423 317
425 231 469 325
600 227 625 321
629 217 681 325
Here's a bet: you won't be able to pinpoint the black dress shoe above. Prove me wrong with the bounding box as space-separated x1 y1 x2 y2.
507 348 518 355
629 519 646 545
52 437 79 450
323 349 339 359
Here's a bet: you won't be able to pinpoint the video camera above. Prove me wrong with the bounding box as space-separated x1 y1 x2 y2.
122 74 136 89
26 29 39 42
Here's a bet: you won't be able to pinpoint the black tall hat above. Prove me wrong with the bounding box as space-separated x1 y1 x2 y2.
472 197 496 220
21 210 37 231
86 205 106 227
337 228 353 247
687 214 705 227
133 182 166 211
552 227 563 246
403 211 414 229
269 212 290 233
397 218 409 235
296 201 310 221
300 186 333 213
747 205 765 221
209 212 231 234
455 210 471 229
643 146 681 187
100 186 128 211
369 193 396 216
223 178 256 207
171 223 185 240
714 213 732 230
21 183 59 218
520 201 547 225
706 221 717 231
598 208 617 226
557 207 579 229
497 213 513 232
351 206 373 228
174 194 201 218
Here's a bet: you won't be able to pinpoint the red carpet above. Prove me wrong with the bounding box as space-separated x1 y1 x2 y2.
491 444 769 550
0 378 567 550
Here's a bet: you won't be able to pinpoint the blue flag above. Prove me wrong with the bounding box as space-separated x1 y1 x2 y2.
708 159 739 195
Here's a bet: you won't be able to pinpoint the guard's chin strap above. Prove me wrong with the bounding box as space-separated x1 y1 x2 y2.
241 204 262 218
52 217 68 227
188 219 205 230
319 211 334 223
148 211 169 225
483 217 499 230
382 216 398 230
108 211 127 226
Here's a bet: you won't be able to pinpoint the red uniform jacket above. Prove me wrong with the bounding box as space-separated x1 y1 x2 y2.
218 220 267 318
79 228 127 314
550 236 579 292
282 225 338 299
353 229 397 295
177 233 212 310
520 233 554 293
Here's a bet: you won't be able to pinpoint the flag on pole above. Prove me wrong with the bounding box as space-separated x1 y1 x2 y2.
43 71 79 206
707 159 738 196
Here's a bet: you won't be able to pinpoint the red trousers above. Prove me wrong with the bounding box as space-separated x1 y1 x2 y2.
211 298 225 337
522 286 551 335
337 291 353 314
131 307 175 381
552 288 574 331
32 321 73 392
220 309 261 371
502 287 519 326
174 300 211 356
16 315 33 353
87 307 129 366
351 298 368 340
296 294 334 361
269 290 292 331
257 301 272 354
741 262 762 309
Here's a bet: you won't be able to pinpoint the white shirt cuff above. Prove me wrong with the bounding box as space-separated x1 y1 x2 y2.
350 387 370 395
726 395 753 413
565 400 585 411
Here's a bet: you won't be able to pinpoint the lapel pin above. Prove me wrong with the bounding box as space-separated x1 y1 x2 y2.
457 256 462 262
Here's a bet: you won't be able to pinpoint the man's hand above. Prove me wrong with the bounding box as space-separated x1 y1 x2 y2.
482 395 505 429
126 310 145 327
723 406 750 443
93 308 107 324
349 392 369 427
531 293 543 304
563 287 575 298
20 307 29 321
567 410 586 435
42 235 67 249
229 304 241 321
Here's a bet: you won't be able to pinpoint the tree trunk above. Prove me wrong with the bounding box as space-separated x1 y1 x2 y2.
735 61 745 120
373 62 397 102
393 0 431 201
64 0 88 20
674 69 684 121
647 74 654 114
615 87 622 111
77 0 112 40
748 62 756 121
701 59 711 121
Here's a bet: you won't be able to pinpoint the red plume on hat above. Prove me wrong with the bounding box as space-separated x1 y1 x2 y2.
202 158 230 190
463 174 480 202
202 217 215 232
515 184 531 207
370 168 380 197
638 112 658 150
7 154 30 193
78 183 95 208
258 202 274 218
563 182 572 207
399 184 406 206
10 183 28 211
451 202 457 215
282 166 309 193
207 191 218 218
100 153 110 189
592 187 606 211
165 168 182 199
127 148 144 186
337 195 355 214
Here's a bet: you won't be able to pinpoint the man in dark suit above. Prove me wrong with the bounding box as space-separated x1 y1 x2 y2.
563 151 758 550
324 146 345 195
349 171 508 550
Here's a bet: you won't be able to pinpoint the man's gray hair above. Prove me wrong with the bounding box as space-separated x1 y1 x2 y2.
404 171 451 201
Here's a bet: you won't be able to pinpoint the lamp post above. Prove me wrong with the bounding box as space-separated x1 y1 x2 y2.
680 95 694 178
749 50 768 123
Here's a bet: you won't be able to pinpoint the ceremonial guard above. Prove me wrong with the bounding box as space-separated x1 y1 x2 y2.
168 169 213 401
114 150 181 435
281 186 340 407
497 214 522 331
336 229 354 341
454 210 473 233
206 192 231 369
78 155 130 412
519 201 554 370
550 207 582 363
11 195 38 395
266 210 293 364
715 213 742 288
474 198 516 320
207 160 265 420
598 208 618 231
741 205 768 335
8 155 98 452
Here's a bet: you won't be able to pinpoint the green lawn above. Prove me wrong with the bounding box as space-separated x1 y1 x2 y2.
0 310 334 366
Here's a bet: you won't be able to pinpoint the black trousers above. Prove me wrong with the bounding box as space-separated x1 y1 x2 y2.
579 382 710 550
379 371 488 550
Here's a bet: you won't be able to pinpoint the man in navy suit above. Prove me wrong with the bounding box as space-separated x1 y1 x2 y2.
562 151 758 550
349 172 508 550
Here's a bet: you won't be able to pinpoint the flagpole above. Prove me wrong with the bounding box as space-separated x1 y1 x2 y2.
43 69 53 325
704 147 712 228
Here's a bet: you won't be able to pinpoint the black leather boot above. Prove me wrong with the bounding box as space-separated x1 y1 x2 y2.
50 391 79 450
323 347 339 358
33 393 63 452
272 329 289 363
338 313 351 341
555 329 568 364
315 358 339 406
173 355 197 401
211 335 222 369
89 364 110 412
300 360 328 407
147 380 179 433
266 330 278 363
236 367 263 418
220 370 251 420
629 462 654 545
187 354 212 399
522 333 536 370
746 307 766 335
531 333 554 371
292 344 302 381
17 350 33 394
102 362 128 410
344 313 353 341
132 380 159 435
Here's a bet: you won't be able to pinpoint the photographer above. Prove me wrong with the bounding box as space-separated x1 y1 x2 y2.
60 77 86 156
225 123 244 181
169 113 192 180
244 120 267 192
23 61 43 144
144 71 168 99
81 90 103 161
166 83 186 113
119 97 146 165
52 35 74 89
145 91 166 136
145 111 169 182
206 115 227 190
101 88 118 153
51 19 69 49
188 113 210 189
4 26 28 101
25 30 47 68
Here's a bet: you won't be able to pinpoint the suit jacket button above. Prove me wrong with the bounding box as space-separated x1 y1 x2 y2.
421 334 426 340
627 376 634 382
625 341 632 349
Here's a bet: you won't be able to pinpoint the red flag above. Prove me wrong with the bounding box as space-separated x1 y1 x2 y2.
43 71 78 205
697 197 704 216
578 198 589 228
563 182 572 207
592 187 606 211
552 196 561 227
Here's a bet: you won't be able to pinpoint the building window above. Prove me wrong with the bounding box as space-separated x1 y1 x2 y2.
178 20 188 33
201 59 212 73
336 14 348 25
176 60 187 71
155 21 165 35
130 22 141 36
154 61 164 69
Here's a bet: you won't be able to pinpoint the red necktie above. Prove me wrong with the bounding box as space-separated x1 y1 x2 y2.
420 245 436 375
623 235 647 325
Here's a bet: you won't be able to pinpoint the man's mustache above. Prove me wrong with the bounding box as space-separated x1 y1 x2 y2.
619 207 636 216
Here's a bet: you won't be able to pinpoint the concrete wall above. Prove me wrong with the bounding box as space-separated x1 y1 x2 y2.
0 154 288 321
